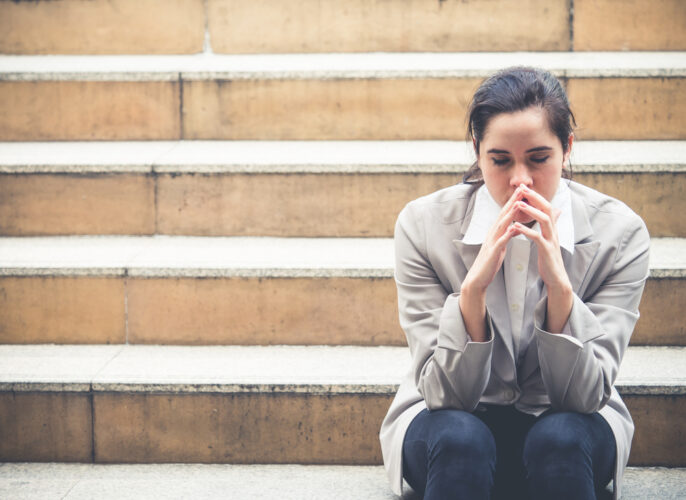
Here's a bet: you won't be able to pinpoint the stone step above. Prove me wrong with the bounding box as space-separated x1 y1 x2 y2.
0 345 683 466
1 464 685 500
1 0 683 55
0 53 684 141
0 236 683 346
1 140 684 238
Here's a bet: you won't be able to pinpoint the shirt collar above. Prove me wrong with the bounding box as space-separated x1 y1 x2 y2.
462 181 575 254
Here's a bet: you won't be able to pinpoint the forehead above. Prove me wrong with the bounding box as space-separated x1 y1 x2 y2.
481 107 558 147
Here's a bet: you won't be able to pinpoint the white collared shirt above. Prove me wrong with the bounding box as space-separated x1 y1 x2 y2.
462 181 578 359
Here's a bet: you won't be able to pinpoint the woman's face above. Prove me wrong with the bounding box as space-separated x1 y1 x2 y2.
477 106 572 225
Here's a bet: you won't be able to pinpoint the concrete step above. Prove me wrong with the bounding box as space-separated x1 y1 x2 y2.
1 140 684 238
1 53 684 141
0 236 683 346
2 0 684 55
0 345 683 466
1 464 685 500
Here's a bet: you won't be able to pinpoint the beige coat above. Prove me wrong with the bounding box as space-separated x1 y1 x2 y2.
379 180 650 500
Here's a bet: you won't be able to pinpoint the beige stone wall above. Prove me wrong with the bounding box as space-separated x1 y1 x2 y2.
0 0 205 54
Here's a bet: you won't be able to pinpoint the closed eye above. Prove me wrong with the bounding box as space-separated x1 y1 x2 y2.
492 157 509 166
530 156 550 164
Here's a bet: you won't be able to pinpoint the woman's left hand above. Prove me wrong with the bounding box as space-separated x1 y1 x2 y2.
511 184 574 333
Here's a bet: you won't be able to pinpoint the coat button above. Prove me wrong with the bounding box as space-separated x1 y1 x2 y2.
503 388 515 401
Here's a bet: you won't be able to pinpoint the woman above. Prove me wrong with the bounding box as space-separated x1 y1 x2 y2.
380 67 650 500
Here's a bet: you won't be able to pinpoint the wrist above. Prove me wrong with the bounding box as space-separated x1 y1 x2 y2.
459 282 488 343
547 280 573 301
460 278 487 302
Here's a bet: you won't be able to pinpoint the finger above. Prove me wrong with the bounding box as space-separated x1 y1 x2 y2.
552 207 562 225
492 223 519 254
515 201 556 240
503 185 527 211
492 201 522 239
513 221 545 246
519 184 552 216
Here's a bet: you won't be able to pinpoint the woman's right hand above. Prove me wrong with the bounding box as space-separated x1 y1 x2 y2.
459 185 526 341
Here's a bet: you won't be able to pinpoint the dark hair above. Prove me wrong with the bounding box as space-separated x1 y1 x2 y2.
463 66 576 184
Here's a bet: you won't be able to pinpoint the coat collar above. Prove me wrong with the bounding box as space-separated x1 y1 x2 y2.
461 182 575 254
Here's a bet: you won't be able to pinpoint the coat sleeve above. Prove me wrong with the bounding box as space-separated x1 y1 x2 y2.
533 215 651 413
394 203 494 411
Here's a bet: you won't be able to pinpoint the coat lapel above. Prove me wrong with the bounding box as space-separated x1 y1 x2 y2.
565 188 601 295
451 191 517 363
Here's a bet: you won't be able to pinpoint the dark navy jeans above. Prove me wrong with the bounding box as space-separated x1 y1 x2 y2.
402 405 616 500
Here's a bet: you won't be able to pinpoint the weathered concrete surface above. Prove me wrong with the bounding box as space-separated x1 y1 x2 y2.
1 463 684 500
0 345 683 464
1 141 684 237
155 172 456 237
574 0 686 51
0 236 683 345
0 174 155 235
0 277 125 344
126 277 398 345
625 395 686 466
1 54 683 140
93 392 388 463
0 171 683 237
634 278 686 345
181 77 479 140
0 0 205 55
568 78 686 140
0 81 180 141
2 53 684 80
0 392 92 462
208 0 570 53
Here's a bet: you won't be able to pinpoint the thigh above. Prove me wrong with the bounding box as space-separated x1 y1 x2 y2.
523 411 616 494
402 408 497 498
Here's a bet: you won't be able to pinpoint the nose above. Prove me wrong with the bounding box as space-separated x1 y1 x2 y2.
510 162 533 188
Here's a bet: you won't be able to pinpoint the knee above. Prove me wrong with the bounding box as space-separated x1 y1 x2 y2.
523 413 590 467
428 410 496 464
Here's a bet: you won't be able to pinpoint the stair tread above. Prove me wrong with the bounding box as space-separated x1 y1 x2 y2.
1 52 685 80
0 236 683 278
1 141 685 174
0 463 684 500
0 345 683 394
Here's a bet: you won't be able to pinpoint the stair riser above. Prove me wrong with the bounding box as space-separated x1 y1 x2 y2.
1 392 682 465
1 78 683 141
0 81 180 141
207 0 570 53
0 174 155 236
0 392 92 462
0 0 205 55
0 277 680 345
573 0 686 51
2 0 684 54
624 395 686 466
2 172 684 237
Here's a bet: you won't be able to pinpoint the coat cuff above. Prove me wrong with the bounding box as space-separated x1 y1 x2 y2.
437 293 495 351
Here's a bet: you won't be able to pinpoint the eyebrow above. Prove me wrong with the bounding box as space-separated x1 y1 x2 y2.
486 146 553 154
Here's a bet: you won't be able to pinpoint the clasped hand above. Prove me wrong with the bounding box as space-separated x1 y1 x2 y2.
460 184 573 338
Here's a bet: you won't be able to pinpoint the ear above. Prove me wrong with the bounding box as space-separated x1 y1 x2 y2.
563 133 574 166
